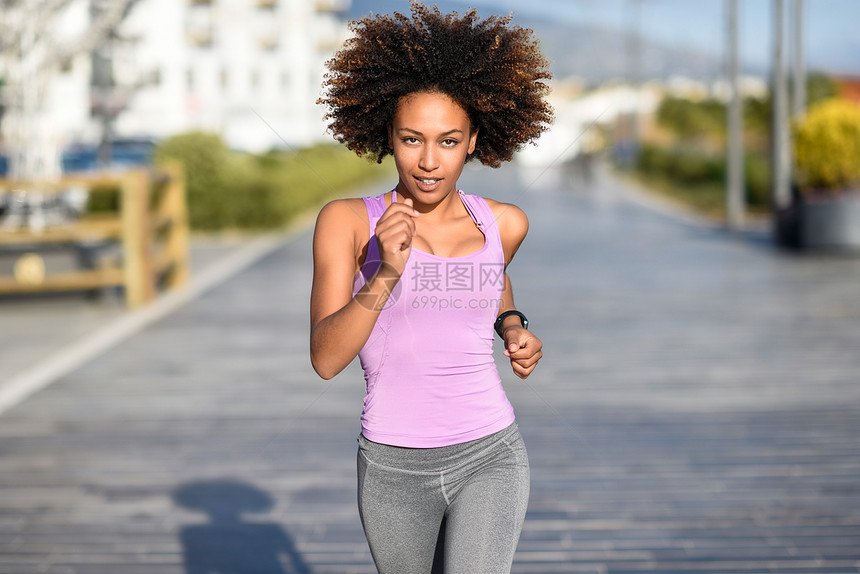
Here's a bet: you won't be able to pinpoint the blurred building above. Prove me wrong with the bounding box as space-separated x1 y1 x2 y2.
833 75 860 105
516 81 661 168
22 0 352 158
119 0 351 152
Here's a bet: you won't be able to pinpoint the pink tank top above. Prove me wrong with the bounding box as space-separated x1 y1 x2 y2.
353 190 516 448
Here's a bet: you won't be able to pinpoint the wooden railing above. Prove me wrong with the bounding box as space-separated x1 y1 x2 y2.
0 163 189 308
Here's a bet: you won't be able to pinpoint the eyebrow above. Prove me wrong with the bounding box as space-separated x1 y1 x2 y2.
397 128 465 137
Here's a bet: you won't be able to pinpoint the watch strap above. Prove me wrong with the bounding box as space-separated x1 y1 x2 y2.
494 310 528 339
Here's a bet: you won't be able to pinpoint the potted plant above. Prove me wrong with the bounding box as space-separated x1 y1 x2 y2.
791 97 860 252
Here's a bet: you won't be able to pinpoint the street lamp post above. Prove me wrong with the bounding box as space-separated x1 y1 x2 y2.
772 0 791 211
726 0 745 231
792 0 806 119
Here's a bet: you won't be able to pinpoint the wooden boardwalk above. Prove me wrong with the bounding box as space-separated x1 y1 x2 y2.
1 164 859 573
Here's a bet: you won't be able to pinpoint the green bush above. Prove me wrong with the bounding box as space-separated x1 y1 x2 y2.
85 182 121 213
153 132 236 229
635 143 771 211
636 143 724 185
657 96 726 141
744 153 770 207
154 133 385 230
672 151 723 183
635 144 670 175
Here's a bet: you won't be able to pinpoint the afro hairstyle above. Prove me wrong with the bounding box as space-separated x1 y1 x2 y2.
318 1 553 168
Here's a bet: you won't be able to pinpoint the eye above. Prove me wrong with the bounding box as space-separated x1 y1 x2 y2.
401 137 420 145
441 138 460 147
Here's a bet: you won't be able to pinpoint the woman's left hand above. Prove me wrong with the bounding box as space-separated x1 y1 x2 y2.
502 328 543 379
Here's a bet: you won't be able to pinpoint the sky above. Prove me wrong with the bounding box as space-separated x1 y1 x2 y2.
466 0 860 74
352 0 860 76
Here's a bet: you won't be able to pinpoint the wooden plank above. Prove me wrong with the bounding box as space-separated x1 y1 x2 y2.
152 248 175 277
0 218 122 246
119 170 156 308
149 215 173 235
0 268 124 292
0 175 123 191
160 163 190 289
0 165 188 307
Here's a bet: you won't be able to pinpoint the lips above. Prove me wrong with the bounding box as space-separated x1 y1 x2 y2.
414 175 443 192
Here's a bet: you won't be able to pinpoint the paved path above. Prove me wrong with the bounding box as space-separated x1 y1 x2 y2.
0 234 268 389
1 163 859 573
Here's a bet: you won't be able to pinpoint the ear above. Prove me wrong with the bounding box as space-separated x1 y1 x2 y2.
387 124 394 150
467 127 478 155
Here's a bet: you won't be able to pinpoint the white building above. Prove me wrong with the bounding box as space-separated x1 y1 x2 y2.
19 0 352 157
114 0 351 152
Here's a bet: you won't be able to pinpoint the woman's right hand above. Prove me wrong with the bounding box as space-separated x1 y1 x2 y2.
309 195 419 380
374 197 419 277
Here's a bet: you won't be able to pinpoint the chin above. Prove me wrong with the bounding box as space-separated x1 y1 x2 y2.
412 185 455 202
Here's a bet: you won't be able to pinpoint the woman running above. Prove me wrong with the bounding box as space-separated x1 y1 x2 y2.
311 3 552 572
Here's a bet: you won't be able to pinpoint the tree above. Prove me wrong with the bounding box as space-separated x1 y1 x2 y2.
0 0 138 181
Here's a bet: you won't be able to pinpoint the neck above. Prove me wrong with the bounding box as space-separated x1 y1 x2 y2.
395 185 463 221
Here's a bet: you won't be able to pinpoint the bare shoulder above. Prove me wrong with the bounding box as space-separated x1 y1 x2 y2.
484 198 529 264
485 198 528 241
313 197 369 260
315 197 367 230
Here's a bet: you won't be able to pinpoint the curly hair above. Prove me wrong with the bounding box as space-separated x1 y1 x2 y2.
318 1 553 168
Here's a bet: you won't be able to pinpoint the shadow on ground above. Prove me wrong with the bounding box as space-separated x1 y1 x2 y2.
173 479 311 574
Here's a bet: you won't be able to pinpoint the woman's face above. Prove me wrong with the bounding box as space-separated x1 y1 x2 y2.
389 91 477 206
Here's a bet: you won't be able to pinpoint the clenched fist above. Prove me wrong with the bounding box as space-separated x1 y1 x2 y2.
374 197 420 277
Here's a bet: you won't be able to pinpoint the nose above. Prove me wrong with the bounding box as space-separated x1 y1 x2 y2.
418 144 439 172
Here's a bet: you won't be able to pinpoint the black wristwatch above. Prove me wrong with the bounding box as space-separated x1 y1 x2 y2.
494 310 528 339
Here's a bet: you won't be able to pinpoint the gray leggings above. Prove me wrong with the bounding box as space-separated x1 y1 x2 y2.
357 423 530 574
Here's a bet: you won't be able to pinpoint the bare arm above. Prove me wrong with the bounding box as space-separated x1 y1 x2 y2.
309 197 418 379
489 201 543 379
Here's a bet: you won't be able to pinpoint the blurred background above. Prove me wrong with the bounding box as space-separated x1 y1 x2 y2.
1 0 858 235
2 2 860 573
